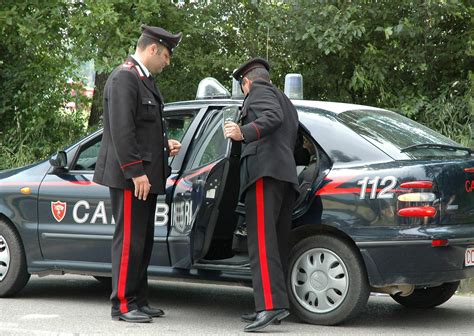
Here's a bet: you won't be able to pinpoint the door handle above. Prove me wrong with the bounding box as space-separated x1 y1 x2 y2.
192 179 206 193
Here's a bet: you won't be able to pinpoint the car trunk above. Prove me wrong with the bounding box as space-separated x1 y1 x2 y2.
430 158 474 226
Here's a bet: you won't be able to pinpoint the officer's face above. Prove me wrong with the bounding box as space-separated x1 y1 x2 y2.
150 45 170 74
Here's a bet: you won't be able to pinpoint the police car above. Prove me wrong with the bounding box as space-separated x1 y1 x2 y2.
1 76 473 326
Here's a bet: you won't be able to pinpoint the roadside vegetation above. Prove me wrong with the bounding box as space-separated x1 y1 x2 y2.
1 1 472 169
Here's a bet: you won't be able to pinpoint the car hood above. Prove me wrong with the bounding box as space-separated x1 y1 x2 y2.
0 160 50 180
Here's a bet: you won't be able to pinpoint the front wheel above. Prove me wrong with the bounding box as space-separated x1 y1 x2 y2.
391 281 460 308
0 219 30 297
287 234 369 325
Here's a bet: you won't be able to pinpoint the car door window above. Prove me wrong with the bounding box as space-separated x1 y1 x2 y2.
191 116 226 168
188 107 239 169
165 110 199 142
73 137 101 171
71 109 199 171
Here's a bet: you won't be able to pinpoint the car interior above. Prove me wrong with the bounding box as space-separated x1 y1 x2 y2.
198 127 329 268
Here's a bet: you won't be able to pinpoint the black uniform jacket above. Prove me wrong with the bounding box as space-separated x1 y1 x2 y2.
239 79 299 196
93 57 169 194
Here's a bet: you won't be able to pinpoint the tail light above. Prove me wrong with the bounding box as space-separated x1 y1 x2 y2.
464 168 474 173
398 206 437 217
398 192 435 202
400 181 433 189
398 180 437 218
431 239 449 247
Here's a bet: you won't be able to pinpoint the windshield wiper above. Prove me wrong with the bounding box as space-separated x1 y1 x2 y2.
401 143 472 154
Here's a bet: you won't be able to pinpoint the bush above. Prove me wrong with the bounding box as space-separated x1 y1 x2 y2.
0 108 88 170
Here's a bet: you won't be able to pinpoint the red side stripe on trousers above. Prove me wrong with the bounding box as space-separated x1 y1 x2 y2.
256 178 273 310
118 189 132 313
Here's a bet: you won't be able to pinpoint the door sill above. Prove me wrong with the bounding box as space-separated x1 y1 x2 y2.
194 254 250 270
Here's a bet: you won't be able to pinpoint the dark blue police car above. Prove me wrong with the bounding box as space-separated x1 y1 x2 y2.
1 77 473 325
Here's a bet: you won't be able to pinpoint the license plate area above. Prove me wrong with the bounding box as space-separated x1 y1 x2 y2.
465 247 474 267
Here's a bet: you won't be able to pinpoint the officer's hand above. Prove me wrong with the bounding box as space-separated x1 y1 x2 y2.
132 175 151 201
168 139 181 157
224 122 244 141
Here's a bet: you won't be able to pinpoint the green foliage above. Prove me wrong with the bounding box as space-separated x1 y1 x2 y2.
0 0 472 171
158 0 268 102
0 1 90 170
277 1 472 145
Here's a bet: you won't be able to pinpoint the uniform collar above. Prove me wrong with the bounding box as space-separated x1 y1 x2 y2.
131 54 151 78
251 79 271 87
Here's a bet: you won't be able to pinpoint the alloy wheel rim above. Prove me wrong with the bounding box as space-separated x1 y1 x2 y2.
0 235 10 281
291 247 349 313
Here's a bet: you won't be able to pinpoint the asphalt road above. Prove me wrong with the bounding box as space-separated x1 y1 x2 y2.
0 275 472 335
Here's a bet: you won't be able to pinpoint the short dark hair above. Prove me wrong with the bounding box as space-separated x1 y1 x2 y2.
244 67 270 82
137 35 166 53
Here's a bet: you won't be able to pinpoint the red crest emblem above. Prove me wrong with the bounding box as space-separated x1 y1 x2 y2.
51 201 67 222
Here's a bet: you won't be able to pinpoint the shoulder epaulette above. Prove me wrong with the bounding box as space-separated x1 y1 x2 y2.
121 61 146 80
133 65 146 80
122 61 134 69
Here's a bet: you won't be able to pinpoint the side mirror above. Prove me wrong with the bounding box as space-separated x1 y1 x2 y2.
49 151 67 169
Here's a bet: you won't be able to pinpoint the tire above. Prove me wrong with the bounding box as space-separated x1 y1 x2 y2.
287 234 369 325
0 219 30 297
390 281 460 309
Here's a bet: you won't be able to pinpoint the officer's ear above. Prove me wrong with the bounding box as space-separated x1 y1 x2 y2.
242 77 251 88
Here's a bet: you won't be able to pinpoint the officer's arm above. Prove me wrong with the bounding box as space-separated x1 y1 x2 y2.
108 70 145 179
240 85 283 143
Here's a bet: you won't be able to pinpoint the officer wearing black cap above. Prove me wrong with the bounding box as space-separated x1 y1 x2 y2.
224 58 299 332
94 24 182 323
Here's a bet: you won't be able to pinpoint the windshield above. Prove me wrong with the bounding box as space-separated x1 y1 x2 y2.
337 109 468 160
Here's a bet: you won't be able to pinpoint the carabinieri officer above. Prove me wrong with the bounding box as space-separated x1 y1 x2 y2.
224 58 299 332
93 25 182 323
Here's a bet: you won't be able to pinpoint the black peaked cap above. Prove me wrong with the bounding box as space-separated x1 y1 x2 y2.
141 24 182 54
232 57 270 81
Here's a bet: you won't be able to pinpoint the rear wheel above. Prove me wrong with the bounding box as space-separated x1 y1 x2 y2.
0 219 30 297
391 281 460 308
287 234 369 325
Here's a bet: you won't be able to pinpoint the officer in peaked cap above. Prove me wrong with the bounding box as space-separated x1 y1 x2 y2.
140 24 182 55
232 57 270 83
94 25 182 323
224 58 299 332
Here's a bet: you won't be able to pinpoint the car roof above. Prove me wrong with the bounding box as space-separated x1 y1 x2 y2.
166 99 388 115
292 100 387 114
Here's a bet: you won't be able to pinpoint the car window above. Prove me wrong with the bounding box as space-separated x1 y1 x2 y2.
73 138 101 171
187 106 239 169
71 110 199 171
190 114 227 168
165 110 199 142
338 109 466 160
297 109 391 166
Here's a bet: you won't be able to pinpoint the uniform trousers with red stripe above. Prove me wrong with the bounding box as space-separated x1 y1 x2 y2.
109 187 157 316
245 177 295 312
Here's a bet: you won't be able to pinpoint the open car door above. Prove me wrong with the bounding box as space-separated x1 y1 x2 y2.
167 106 241 268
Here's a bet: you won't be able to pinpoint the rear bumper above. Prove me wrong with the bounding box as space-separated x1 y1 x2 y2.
357 239 474 287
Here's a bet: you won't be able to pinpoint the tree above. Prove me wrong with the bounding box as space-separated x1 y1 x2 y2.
0 1 88 168
278 1 473 145
1 0 471 171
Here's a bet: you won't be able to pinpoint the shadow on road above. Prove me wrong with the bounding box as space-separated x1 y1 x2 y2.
10 275 474 332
